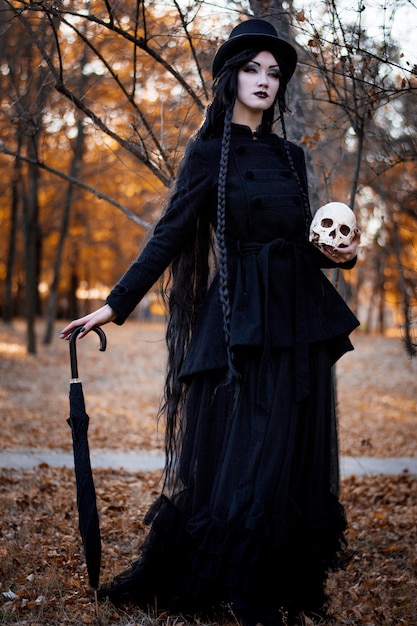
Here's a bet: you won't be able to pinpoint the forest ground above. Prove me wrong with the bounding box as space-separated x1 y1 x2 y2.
0 319 416 625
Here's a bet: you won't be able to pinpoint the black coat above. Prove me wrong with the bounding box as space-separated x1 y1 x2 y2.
107 124 359 398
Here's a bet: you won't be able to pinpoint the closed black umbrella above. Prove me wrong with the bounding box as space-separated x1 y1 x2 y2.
67 325 106 604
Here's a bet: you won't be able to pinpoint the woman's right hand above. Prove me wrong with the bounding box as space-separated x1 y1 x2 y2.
59 304 117 340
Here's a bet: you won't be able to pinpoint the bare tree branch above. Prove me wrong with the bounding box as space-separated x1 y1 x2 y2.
0 140 152 230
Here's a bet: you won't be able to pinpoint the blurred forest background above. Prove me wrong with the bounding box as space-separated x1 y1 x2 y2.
0 0 416 355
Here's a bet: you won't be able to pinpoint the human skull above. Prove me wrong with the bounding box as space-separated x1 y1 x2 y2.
309 202 356 249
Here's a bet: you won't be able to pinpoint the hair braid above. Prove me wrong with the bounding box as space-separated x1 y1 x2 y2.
278 105 311 238
216 105 240 381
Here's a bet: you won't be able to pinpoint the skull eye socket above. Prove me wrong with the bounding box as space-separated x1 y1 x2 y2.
321 218 333 228
340 225 351 236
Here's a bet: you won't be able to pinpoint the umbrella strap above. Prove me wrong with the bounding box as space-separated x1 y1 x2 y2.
70 378 82 384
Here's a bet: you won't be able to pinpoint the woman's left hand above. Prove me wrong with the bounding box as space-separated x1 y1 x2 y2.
318 227 361 263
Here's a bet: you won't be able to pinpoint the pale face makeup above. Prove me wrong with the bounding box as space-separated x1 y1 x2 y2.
232 50 281 131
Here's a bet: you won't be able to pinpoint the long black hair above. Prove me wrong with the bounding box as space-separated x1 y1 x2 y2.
159 47 307 487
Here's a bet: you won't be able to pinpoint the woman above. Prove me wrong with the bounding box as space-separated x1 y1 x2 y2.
61 19 360 626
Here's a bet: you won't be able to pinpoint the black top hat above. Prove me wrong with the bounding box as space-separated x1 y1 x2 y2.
212 19 297 81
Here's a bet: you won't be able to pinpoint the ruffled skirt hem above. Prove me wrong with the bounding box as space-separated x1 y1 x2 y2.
99 342 349 622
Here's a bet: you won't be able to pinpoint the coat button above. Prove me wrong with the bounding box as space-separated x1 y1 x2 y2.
236 146 246 155
245 171 255 179
293 196 302 205
283 170 292 178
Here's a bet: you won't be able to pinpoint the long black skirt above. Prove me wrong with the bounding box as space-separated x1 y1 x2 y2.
100 342 348 621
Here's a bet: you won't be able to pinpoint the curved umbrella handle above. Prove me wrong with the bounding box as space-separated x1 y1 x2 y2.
69 325 107 380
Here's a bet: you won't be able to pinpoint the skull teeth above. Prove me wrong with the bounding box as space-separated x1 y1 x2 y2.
309 201 356 249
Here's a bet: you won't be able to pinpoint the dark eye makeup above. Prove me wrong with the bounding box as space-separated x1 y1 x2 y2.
242 63 282 79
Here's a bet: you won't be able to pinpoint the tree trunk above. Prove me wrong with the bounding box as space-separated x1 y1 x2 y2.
249 0 321 208
392 217 416 356
22 154 41 354
43 118 86 344
2 145 20 323
67 269 80 320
